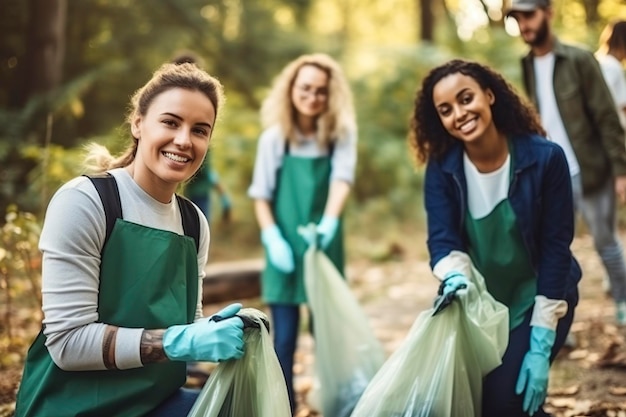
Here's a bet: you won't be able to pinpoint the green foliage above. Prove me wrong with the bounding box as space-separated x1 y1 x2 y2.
0 60 127 217
348 44 452 228
0 206 42 366
25 143 93 216
0 0 316 222
0 0 621 252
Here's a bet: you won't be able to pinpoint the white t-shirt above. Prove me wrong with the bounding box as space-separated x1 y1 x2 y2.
40 168 209 371
464 152 510 219
534 53 581 176
597 53 626 130
247 125 357 200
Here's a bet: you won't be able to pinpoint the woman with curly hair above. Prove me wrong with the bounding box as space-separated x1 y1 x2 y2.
248 53 357 413
409 59 580 417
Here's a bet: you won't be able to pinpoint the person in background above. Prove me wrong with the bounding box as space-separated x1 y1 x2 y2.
595 20 626 295
507 0 626 326
14 62 245 417
185 152 232 223
171 51 233 224
247 53 357 414
410 59 580 416
597 20 626 140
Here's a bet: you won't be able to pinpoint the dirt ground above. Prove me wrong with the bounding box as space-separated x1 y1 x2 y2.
1 231 626 416
281 233 626 417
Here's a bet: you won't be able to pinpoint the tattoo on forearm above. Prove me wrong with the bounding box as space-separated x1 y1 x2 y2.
102 325 118 370
140 329 167 364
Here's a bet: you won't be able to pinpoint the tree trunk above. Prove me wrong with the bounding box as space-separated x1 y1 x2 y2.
23 0 66 99
580 0 600 26
419 0 434 42
202 259 263 304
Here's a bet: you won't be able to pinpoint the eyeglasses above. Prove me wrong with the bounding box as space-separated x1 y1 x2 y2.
294 84 329 99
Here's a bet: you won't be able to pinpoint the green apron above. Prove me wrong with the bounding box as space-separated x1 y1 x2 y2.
262 153 344 304
465 156 536 330
15 219 199 417
185 153 212 198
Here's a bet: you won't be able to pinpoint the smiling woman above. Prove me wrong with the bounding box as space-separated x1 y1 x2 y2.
248 53 357 415
129 88 216 203
13 62 247 417
409 59 581 417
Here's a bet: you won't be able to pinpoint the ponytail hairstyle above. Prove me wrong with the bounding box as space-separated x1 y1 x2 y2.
84 61 224 173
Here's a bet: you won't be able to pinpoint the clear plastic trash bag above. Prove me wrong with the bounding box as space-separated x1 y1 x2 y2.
186 308 291 417
350 265 509 417
302 227 386 417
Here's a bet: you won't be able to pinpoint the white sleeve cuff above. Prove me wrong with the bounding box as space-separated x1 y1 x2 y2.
432 250 473 281
530 295 568 330
115 327 144 370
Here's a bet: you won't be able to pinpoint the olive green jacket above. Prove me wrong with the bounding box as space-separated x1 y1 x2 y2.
521 37 626 194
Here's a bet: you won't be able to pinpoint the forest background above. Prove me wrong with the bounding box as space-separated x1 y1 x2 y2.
1 0 626 414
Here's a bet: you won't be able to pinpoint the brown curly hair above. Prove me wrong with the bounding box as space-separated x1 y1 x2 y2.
408 59 545 165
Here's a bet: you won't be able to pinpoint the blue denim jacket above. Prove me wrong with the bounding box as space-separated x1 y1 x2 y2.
425 134 581 301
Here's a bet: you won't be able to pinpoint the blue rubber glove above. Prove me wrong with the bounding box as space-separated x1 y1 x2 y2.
515 326 556 416
261 225 295 273
442 271 469 296
297 224 317 248
220 193 232 210
163 303 245 362
316 215 339 249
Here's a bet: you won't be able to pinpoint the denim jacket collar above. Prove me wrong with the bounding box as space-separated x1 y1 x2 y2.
439 135 538 177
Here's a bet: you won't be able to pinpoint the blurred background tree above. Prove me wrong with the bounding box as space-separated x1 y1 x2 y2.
0 0 624 260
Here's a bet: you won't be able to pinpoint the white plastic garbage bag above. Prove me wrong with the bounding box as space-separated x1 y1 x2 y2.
186 308 291 417
350 265 509 417
303 232 386 417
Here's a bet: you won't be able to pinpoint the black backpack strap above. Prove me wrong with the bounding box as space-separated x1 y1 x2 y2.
83 174 200 253
84 173 122 249
328 141 335 158
176 195 201 253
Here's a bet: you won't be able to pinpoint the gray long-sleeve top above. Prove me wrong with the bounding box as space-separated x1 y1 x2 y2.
39 168 209 371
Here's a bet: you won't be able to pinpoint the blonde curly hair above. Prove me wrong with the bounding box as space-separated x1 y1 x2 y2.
260 53 356 148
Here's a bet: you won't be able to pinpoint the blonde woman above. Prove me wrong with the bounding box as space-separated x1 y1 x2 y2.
248 53 357 413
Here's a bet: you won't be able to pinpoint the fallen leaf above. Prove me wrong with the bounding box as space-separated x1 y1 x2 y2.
609 387 626 396
549 385 580 396
568 349 589 360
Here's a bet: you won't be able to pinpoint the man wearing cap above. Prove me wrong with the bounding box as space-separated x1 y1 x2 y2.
505 1 626 416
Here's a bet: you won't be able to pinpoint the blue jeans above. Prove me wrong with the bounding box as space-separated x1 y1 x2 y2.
144 387 200 417
270 304 303 415
572 174 626 302
482 296 576 417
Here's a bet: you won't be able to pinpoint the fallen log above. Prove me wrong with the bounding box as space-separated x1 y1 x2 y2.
202 258 263 304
